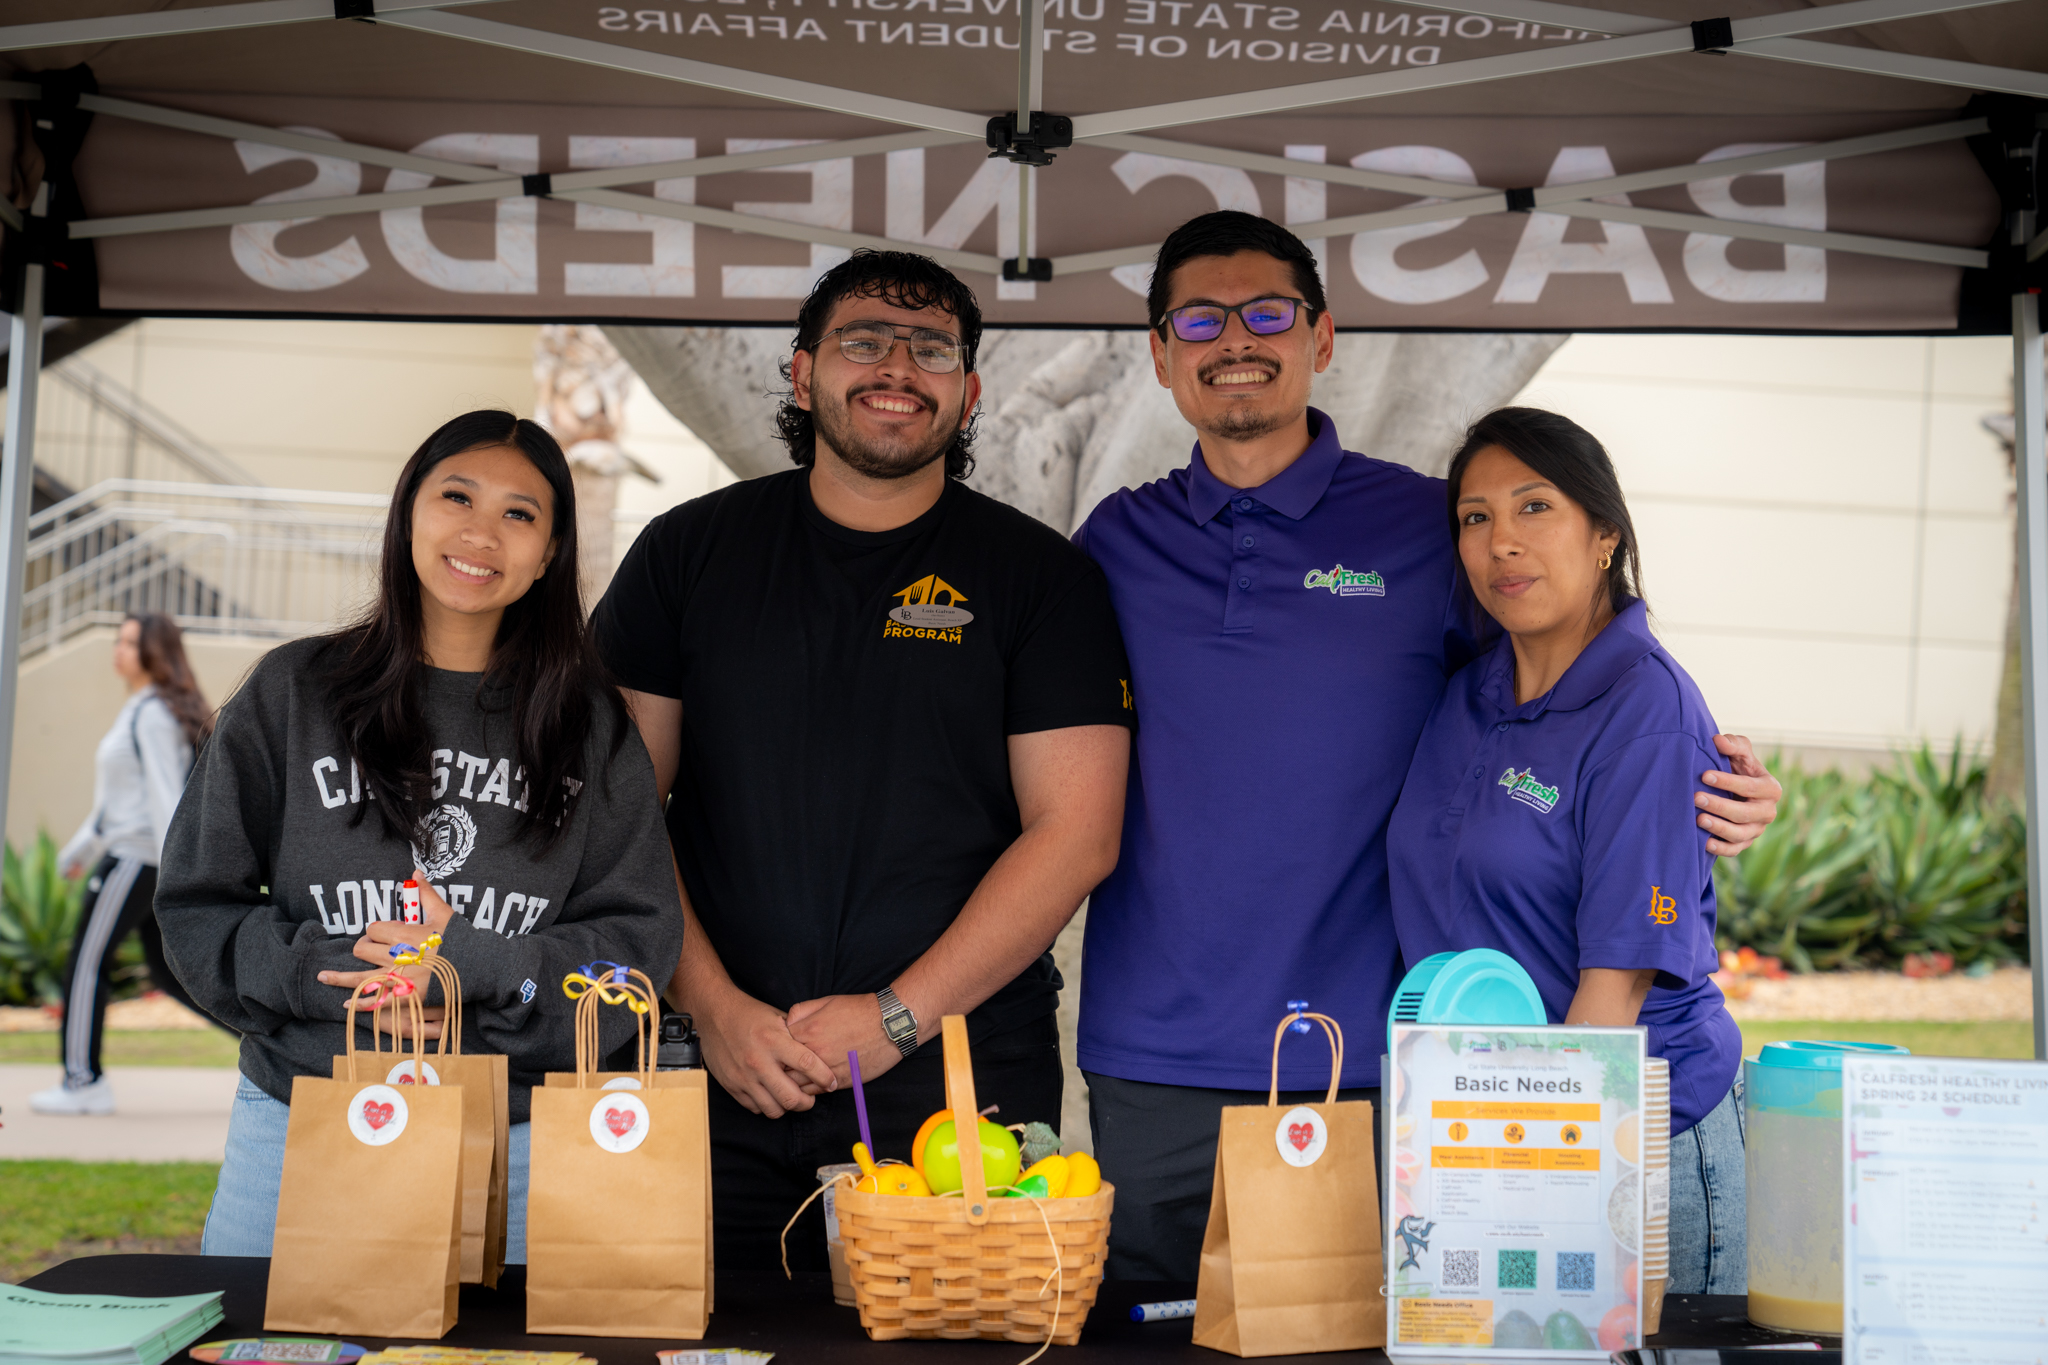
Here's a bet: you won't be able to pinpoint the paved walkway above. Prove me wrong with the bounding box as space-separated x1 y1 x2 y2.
0 1065 238 1162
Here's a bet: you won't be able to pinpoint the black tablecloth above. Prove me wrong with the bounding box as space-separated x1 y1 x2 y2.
23 1257 1813 1365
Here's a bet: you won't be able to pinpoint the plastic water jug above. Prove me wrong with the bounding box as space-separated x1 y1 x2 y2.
1744 1039 1909 1333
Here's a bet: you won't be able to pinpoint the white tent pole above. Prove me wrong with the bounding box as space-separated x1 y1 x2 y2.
2016 271 2048 1060
0 0 501 54
0 184 49 856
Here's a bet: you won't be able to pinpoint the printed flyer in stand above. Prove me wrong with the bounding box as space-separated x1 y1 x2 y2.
1386 1025 1645 1360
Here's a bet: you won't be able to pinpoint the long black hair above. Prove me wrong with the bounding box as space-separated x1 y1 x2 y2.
774 249 983 480
322 410 624 853
1446 407 1645 614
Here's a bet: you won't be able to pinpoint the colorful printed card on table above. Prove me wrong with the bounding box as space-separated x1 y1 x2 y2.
1843 1056 2048 1365
1385 1025 1645 1360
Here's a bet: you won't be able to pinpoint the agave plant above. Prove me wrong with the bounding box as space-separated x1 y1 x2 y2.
0 831 86 1005
1713 765 1877 972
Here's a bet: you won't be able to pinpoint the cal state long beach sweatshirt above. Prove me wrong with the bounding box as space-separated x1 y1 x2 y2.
156 636 685 1123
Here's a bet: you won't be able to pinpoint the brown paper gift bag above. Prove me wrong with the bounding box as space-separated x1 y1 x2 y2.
268 977 464 1338
526 966 713 1339
1192 1012 1385 1358
332 949 509 1287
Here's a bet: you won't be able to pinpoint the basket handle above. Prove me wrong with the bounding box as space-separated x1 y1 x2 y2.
941 1014 989 1225
1268 1011 1344 1107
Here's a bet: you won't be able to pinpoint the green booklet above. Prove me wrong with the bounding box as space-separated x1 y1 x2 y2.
0 1285 225 1365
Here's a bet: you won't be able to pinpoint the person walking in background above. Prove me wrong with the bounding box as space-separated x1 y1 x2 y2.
32 612 213 1116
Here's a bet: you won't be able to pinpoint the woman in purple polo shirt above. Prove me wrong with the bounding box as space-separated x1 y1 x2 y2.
1388 406 1746 1295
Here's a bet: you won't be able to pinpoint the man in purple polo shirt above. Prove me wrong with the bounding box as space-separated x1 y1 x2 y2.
1070 211 1782 1280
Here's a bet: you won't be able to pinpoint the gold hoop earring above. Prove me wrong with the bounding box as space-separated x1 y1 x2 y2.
1597 551 1613 572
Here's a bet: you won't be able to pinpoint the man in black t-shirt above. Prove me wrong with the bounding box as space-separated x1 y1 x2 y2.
594 251 1135 1272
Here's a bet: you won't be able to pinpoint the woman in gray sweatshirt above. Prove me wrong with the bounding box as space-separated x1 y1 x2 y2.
157 410 684 1261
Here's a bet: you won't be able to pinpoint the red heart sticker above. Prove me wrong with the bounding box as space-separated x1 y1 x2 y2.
395 1073 416 1085
1288 1121 1314 1153
604 1106 636 1138
363 1100 395 1131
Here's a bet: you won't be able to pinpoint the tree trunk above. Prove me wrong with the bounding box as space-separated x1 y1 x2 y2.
603 322 1568 1149
606 326 1566 533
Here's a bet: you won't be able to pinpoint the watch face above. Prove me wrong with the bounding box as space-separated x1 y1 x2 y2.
884 1012 915 1043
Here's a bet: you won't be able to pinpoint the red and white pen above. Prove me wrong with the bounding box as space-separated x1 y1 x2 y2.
401 879 422 924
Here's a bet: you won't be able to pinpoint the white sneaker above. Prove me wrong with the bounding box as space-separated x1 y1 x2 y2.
30 1077 116 1115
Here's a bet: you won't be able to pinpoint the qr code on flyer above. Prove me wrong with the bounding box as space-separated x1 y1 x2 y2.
1439 1248 1481 1290
1557 1251 1597 1292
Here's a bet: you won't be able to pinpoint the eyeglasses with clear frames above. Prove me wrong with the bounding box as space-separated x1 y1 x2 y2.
817 321 965 374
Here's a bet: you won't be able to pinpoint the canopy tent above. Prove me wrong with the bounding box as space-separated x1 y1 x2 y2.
2 0 2044 1045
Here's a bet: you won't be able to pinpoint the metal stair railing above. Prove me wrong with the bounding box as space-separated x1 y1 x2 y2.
36 357 263 493
21 479 387 656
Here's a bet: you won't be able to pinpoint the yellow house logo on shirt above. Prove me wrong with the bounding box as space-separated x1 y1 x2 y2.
886 574 973 643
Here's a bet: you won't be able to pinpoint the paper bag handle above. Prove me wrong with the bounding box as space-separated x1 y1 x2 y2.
1268 1011 1345 1107
940 1014 990 1225
425 954 465 1057
567 965 659 1089
343 973 427 1084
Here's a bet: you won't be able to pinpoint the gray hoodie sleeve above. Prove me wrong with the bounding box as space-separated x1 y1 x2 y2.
431 716 685 1069
156 656 365 1031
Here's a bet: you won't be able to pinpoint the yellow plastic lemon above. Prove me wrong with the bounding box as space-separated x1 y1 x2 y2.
857 1164 932 1197
1063 1152 1102 1198
1021 1154 1071 1198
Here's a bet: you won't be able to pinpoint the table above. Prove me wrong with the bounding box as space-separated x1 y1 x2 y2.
23 1257 1820 1364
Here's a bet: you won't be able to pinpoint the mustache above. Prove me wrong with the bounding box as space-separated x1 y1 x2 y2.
846 380 935 413
1197 354 1282 385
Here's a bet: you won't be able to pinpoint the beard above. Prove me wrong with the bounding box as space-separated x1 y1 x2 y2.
1195 354 1291 443
811 381 961 480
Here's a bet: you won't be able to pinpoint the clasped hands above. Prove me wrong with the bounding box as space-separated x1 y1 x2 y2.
316 868 455 1040
697 986 907 1119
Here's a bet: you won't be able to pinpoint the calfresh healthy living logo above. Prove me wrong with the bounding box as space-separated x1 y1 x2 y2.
885 573 973 644
1303 564 1385 597
1498 767 1561 814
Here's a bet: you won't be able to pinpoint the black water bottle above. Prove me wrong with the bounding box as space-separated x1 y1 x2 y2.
656 1011 701 1070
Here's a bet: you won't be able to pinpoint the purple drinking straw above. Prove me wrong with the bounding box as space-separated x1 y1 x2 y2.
849 1050 874 1156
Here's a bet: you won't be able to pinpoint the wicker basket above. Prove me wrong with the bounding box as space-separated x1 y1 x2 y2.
834 1015 1113 1345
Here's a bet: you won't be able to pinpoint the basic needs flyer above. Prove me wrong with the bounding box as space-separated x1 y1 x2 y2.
1386 1025 1645 1359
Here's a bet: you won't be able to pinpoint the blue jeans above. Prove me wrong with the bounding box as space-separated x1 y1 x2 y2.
202 1073 530 1263
1666 1082 1746 1295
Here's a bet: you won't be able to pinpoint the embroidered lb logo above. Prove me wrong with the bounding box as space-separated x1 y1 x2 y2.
1274 1105 1328 1168
590 1091 651 1154
1647 885 1678 925
385 1059 440 1087
347 1084 409 1147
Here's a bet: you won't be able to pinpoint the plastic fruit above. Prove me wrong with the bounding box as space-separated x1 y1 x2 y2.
857 1165 932 1197
1597 1304 1637 1351
1620 1259 1639 1302
922 1118 1022 1195
1021 1154 1070 1197
1063 1152 1101 1198
1003 1174 1051 1198
910 1109 951 1179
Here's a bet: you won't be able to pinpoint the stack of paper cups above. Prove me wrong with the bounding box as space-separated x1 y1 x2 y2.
1639 1058 1672 1336
817 1162 864 1306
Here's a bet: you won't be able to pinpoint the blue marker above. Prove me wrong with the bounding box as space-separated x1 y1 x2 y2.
1130 1300 1196 1322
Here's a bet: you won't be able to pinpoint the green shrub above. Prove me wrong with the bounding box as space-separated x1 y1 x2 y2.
0 832 85 1005
1713 746 2029 971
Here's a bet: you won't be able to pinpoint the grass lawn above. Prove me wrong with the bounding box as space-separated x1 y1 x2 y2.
0 1030 240 1067
0 1161 218 1284
1738 1018 2034 1059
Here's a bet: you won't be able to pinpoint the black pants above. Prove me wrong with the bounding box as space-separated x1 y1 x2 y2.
1085 1070 1382 1283
710 1013 1063 1276
60 855 203 1084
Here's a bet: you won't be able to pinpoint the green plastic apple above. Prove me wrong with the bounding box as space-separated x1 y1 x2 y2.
921 1118 1022 1195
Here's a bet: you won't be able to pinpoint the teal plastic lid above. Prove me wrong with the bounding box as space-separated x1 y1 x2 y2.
1754 1039 1911 1072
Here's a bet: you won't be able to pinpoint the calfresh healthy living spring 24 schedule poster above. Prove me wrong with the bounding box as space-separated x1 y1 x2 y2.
1386 1025 1646 1360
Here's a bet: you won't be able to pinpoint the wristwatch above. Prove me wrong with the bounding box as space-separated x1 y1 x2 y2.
876 985 919 1058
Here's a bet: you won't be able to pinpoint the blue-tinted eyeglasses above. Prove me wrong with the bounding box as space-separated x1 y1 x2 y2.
1162 296 1311 343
